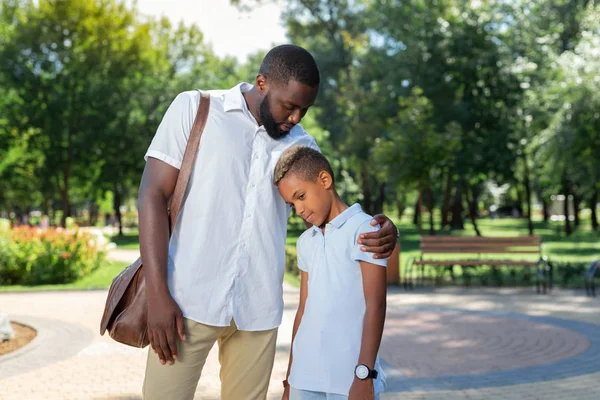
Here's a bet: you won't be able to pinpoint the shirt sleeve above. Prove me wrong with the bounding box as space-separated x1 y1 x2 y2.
296 233 310 273
144 91 199 170
351 220 388 268
307 136 321 153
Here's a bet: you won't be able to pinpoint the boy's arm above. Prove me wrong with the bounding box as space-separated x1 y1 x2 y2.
357 260 387 371
285 271 309 384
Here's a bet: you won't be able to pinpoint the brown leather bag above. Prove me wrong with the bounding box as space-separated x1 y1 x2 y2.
99 90 211 348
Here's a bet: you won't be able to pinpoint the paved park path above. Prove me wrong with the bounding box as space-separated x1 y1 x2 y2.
1 249 600 399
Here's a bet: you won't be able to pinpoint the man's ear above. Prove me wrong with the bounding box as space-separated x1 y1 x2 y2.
318 171 333 190
256 74 268 94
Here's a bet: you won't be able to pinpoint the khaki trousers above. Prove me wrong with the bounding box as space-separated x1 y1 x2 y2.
142 318 278 400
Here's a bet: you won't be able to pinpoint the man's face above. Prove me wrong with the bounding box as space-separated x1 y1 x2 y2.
259 79 319 140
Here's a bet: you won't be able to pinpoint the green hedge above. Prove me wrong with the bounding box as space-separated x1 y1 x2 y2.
0 227 105 285
285 245 299 277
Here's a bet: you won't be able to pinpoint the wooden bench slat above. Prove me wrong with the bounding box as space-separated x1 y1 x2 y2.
413 260 539 266
421 249 541 254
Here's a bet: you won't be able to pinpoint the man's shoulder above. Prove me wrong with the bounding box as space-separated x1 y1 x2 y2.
173 88 227 104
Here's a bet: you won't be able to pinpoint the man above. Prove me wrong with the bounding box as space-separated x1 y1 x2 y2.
139 44 397 400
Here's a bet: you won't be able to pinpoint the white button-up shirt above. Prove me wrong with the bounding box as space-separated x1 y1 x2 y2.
144 83 319 331
288 204 387 395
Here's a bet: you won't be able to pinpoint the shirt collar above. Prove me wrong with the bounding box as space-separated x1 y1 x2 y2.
311 203 363 235
223 82 253 112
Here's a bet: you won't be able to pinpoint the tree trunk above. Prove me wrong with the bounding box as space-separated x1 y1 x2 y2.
465 183 482 236
89 202 99 227
573 192 581 228
563 178 572 236
396 198 406 221
523 155 534 235
417 189 423 235
542 197 549 223
441 170 453 229
373 183 385 216
361 167 373 216
450 184 464 230
114 184 123 237
413 195 421 228
425 188 436 236
60 175 70 228
591 189 598 231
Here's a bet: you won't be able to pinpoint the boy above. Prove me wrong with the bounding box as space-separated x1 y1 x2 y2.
274 145 387 400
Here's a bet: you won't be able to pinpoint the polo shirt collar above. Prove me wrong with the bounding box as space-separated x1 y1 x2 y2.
311 203 363 234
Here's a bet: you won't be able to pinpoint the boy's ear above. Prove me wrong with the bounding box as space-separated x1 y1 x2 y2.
318 171 333 190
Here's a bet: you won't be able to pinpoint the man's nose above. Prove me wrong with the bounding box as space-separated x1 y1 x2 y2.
289 108 302 124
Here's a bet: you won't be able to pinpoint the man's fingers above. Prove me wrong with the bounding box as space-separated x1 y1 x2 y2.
148 330 155 353
358 235 386 247
152 331 167 364
361 242 394 258
371 214 387 224
166 328 179 361
158 331 173 364
176 315 186 341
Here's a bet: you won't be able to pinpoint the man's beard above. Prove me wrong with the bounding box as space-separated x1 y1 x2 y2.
259 94 289 140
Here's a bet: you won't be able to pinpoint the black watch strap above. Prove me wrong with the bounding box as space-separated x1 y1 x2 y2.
369 368 379 379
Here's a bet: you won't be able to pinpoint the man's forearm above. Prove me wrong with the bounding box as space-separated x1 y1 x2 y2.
138 190 171 298
357 299 386 369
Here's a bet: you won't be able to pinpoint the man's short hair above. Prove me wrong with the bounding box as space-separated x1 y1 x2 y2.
273 145 334 186
259 45 320 87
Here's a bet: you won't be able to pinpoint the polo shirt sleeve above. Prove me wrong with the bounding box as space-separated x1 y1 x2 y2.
144 91 198 170
296 233 310 273
307 136 321 153
351 220 388 267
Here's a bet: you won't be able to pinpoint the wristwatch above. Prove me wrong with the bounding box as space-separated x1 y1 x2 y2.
355 364 378 380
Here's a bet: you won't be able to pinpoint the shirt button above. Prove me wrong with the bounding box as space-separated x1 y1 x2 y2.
250 183 255 188
254 154 259 159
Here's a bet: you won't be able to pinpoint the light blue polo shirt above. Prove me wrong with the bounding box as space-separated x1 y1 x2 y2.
288 203 387 396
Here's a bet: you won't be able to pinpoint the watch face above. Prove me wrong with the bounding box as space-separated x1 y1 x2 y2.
355 365 369 379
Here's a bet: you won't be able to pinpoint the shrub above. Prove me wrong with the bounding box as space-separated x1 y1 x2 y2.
0 227 105 285
285 245 299 277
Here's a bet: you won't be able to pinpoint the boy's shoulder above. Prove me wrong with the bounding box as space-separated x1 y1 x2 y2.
343 209 378 240
296 227 317 251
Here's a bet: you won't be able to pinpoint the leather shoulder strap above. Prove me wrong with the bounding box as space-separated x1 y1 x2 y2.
168 90 211 234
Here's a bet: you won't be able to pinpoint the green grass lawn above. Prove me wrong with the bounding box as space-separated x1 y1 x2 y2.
394 215 599 263
0 260 130 292
107 231 141 250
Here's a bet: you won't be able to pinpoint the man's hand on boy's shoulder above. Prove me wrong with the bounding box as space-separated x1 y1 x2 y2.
357 214 398 259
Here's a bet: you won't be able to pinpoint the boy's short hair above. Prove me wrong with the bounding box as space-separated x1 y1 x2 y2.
273 145 334 186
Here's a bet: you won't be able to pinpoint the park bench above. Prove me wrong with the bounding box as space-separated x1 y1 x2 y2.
403 235 551 293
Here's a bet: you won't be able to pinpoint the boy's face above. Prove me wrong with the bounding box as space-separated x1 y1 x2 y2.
278 171 333 227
